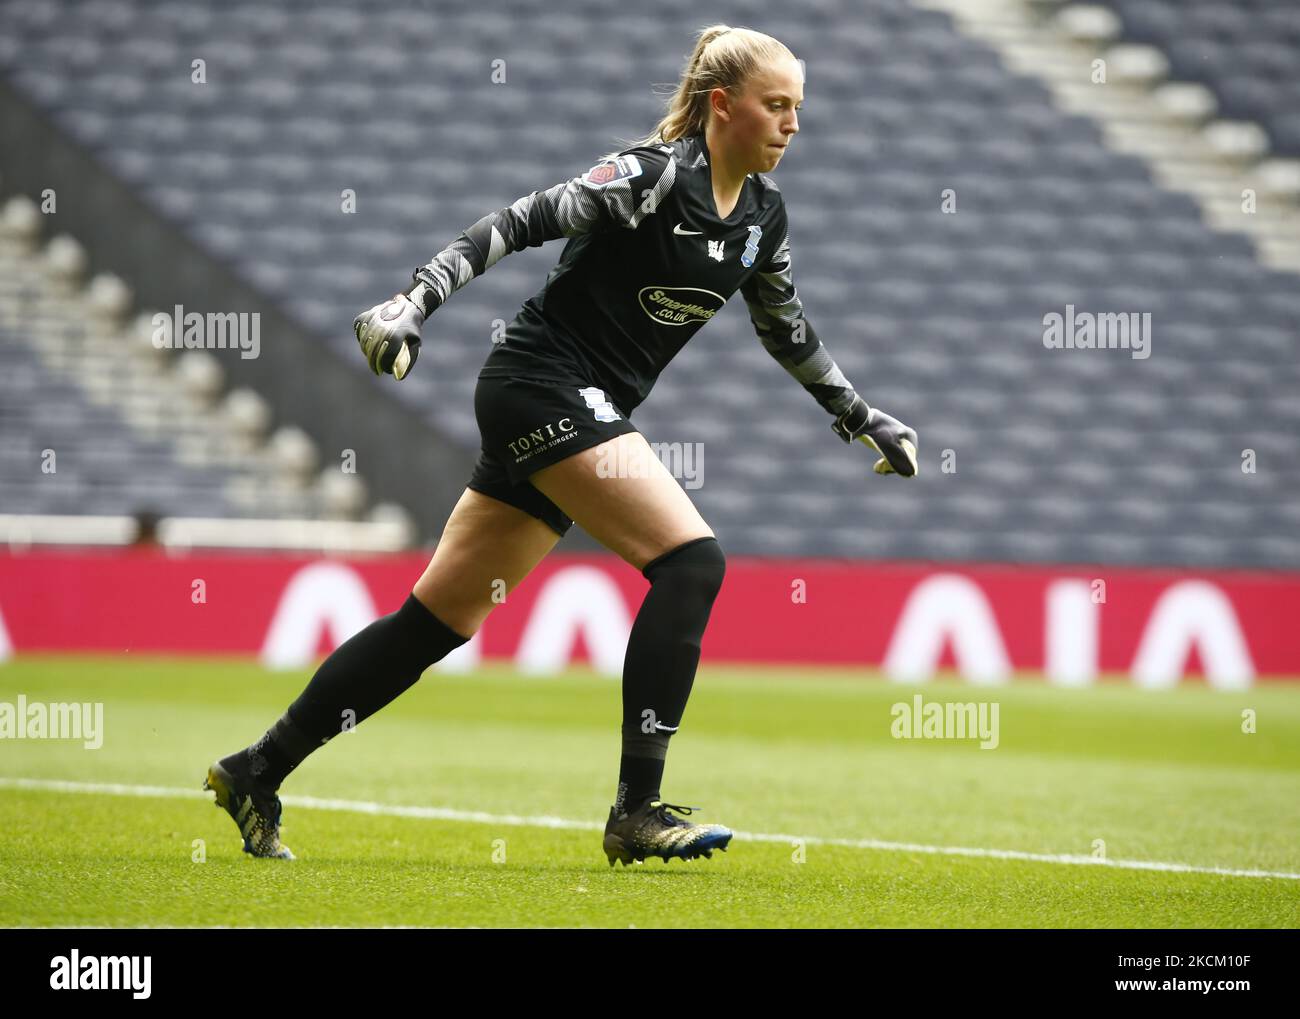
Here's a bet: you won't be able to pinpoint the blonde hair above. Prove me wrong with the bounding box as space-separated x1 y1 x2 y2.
601 25 797 158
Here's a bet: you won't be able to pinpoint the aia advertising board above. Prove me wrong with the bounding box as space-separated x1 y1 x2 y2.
0 549 1294 685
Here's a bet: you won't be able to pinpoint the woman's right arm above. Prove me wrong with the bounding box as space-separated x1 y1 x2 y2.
354 144 674 379
403 144 675 318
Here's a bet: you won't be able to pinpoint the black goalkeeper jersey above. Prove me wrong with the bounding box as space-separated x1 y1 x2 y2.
405 131 859 419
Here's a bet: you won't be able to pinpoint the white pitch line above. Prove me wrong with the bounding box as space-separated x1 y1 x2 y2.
3 776 1298 881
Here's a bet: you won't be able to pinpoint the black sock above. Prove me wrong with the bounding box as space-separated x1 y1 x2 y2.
616 729 671 815
235 594 470 790
240 716 303 787
614 537 726 814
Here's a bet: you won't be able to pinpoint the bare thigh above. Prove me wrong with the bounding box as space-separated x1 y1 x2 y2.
411 488 561 637
529 431 713 571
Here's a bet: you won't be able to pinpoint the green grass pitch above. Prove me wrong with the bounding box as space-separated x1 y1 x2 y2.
1 655 1297 928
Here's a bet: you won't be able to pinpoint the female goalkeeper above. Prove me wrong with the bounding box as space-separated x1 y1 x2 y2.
205 23 918 866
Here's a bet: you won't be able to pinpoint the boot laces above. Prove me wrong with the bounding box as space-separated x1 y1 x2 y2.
652 801 700 827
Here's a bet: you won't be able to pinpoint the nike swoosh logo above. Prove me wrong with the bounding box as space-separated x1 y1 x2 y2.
673 223 702 235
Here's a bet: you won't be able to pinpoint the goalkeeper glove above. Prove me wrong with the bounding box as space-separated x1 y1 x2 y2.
353 293 424 380
832 396 919 477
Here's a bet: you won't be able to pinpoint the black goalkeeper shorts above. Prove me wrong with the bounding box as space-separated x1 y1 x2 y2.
466 373 639 538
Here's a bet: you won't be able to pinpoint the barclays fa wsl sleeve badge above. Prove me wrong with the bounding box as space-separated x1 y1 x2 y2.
583 154 643 188
741 225 763 268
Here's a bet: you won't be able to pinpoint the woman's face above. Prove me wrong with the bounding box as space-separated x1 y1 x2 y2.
714 55 804 173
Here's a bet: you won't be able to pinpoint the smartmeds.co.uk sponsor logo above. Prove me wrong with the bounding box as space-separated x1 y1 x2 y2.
637 286 725 326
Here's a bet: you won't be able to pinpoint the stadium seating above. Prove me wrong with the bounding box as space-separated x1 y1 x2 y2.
0 300 244 518
0 0 1296 565
1104 0 1300 155
0 206 376 523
